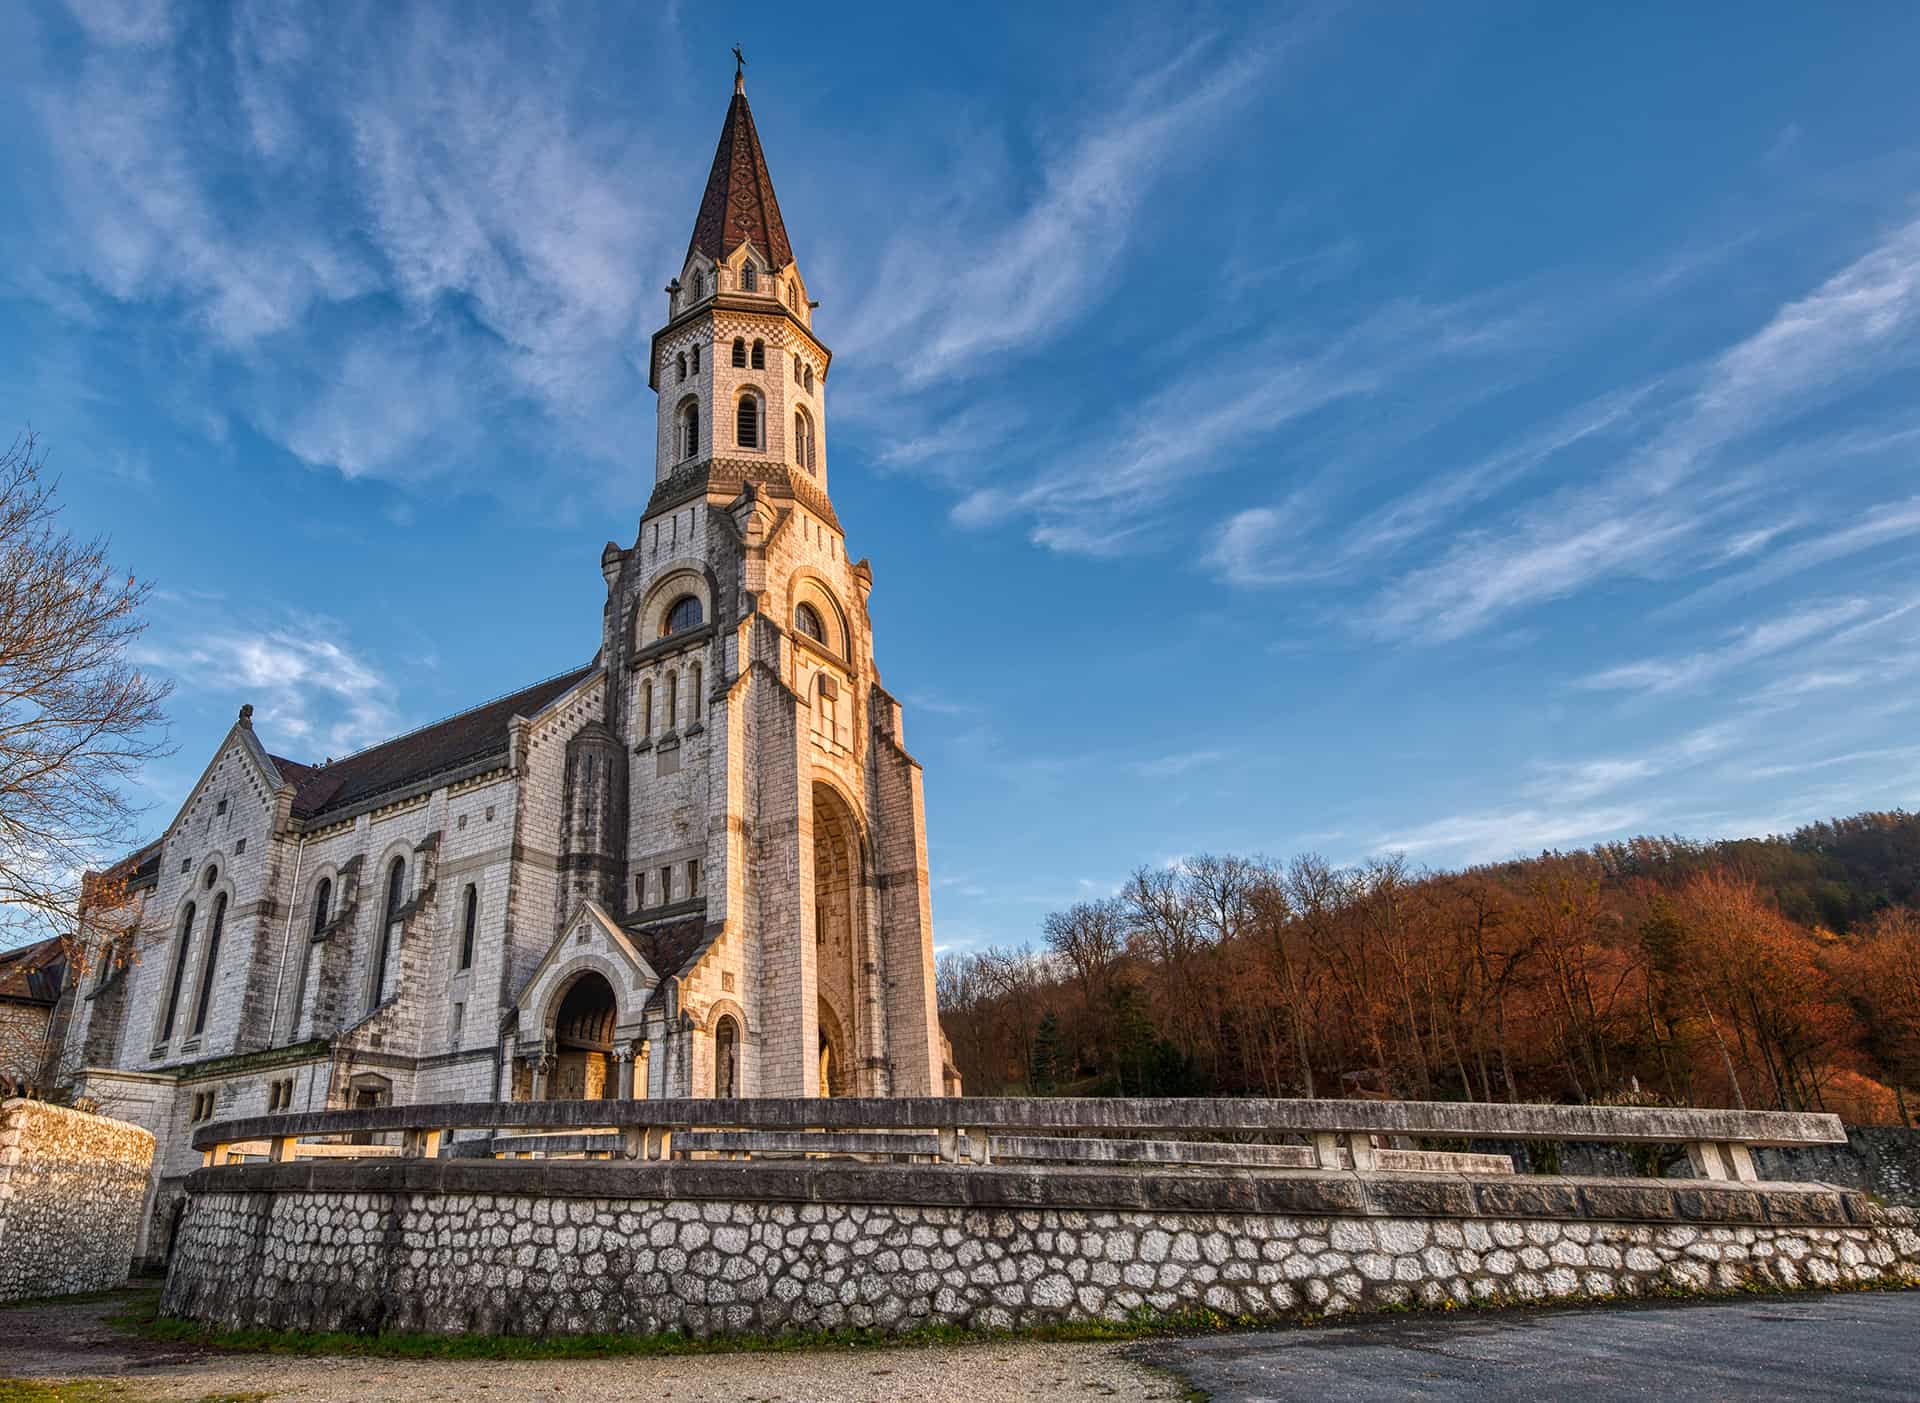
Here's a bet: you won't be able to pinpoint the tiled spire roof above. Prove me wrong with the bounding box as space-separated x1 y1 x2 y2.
686 74 794 271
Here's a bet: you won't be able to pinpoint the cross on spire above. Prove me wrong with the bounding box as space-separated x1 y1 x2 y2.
733 45 745 92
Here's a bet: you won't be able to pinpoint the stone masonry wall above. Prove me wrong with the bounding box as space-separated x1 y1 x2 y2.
0 1098 155 1301
164 1176 1920 1339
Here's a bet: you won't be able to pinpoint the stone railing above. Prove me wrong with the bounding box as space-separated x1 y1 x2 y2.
192 1096 1845 1184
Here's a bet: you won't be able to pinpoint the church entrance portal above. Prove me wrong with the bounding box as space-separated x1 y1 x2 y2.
550 972 617 1100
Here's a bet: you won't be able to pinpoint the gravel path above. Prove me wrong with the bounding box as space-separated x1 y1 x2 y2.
0 1293 1185 1403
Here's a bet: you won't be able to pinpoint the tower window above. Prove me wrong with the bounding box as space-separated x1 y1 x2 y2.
663 595 703 636
731 338 746 368
676 352 687 382
794 409 816 473
804 365 814 393
742 264 757 292
750 339 765 370
736 392 762 449
640 680 653 735
794 603 826 644
690 344 700 373
664 670 679 729
679 402 699 461
788 283 800 312
691 662 704 720
792 352 802 379
692 270 706 298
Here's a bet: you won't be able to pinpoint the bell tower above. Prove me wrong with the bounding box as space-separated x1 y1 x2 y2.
651 61 829 507
598 61 950 1102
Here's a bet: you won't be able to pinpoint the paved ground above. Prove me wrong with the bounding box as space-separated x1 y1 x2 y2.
0 1293 1180 1402
1137 1290 1920 1401
3 1289 1916 1401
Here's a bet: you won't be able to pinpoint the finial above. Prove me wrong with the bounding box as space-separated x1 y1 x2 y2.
733 44 745 93
238 703 254 729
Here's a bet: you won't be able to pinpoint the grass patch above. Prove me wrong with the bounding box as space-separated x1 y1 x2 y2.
128 1308 1241 1362
0 1386 268 1403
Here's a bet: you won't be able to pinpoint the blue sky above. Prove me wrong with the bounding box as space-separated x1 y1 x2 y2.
4 1 1920 953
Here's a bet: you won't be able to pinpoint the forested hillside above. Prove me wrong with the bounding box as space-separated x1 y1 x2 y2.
936 811 1920 1124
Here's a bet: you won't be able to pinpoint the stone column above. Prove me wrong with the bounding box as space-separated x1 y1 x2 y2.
613 1047 634 1100
529 1054 553 1101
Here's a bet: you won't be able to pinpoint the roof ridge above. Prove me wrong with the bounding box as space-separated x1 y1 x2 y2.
282 663 595 770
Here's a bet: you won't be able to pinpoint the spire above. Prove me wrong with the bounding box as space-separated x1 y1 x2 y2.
686 58 794 271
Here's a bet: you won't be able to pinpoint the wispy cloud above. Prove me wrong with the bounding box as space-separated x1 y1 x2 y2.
1130 749 1226 779
1372 805 1646 865
1579 597 1873 695
136 622 399 755
1353 214 1920 641
835 34 1285 387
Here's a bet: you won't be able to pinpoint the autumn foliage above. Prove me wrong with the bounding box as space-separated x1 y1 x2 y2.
937 813 1920 1125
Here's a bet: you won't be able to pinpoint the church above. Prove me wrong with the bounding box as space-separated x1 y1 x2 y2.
51 68 959 1263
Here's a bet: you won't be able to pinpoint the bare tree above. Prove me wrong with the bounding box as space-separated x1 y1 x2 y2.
0 432 170 971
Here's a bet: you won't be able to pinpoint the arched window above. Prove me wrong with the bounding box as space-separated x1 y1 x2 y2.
664 670 678 729
372 857 404 1010
715 1014 740 1097
690 344 700 373
679 402 699 461
459 884 477 971
731 338 746 368
793 352 802 379
788 282 800 312
159 901 196 1043
804 365 814 393
692 269 705 298
691 662 704 721
742 263 756 291
794 602 826 644
750 339 765 370
190 893 227 1036
311 878 332 938
663 595 703 636
736 392 762 449
676 352 687 382
794 409 816 473
640 680 654 735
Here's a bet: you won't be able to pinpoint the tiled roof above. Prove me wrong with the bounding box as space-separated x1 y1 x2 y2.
0 937 65 1006
623 914 709 982
270 665 596 821
687 82 794 271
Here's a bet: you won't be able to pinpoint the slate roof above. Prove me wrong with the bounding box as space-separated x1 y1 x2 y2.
270 665 596 822
687 80 795 270
0 937 65 1007
622 914 710 986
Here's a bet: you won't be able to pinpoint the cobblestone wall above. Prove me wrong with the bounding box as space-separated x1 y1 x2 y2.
163 1181 1920 1339
0 1098 155 1302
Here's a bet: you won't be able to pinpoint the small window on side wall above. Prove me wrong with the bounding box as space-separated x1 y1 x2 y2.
736 394 761 449
690 344 701 373
750 339 765 370
731 338 746 368
742 264 757 291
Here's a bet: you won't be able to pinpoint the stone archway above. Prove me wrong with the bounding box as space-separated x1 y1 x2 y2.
549 971 617 1100
817 997 852 1097
812 781 863 1096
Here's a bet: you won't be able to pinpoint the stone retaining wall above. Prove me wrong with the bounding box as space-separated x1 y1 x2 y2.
162 1161 1920 1338
0 1098 155 1302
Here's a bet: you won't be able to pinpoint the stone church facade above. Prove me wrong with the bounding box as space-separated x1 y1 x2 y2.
51 72 957 1263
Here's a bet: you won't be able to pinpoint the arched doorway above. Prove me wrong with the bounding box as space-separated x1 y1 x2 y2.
812 782 863 1095
550 971 617 1100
